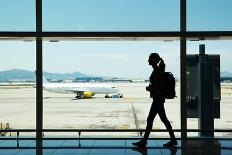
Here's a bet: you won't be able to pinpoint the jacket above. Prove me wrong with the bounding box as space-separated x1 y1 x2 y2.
147 70 165 97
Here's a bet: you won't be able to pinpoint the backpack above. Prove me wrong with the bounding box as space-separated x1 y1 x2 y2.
162 72 176 99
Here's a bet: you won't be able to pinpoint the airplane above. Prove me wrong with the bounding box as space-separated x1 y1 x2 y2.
42 77 123 99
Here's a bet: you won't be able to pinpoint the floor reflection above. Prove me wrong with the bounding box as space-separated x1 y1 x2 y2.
0 139 231 155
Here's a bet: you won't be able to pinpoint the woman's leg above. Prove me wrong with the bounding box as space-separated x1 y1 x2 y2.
158 105 176 140
132 100 158 147
142 102 158 141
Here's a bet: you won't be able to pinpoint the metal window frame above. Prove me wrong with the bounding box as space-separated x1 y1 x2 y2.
36 0 43 151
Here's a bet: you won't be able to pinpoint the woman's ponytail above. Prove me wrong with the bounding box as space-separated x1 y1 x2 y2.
159 58 166 72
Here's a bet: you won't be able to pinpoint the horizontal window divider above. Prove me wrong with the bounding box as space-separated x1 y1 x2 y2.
0 137 232 141
1 129 232 132
0 31 232 40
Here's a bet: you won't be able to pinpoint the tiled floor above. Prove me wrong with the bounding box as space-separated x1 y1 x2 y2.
0 139 231 155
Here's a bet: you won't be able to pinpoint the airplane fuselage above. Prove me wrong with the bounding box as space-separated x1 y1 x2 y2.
43 83 119 95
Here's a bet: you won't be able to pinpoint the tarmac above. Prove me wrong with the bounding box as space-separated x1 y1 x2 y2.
0 82 231 138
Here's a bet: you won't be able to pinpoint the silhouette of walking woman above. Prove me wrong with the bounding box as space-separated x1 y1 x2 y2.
132 53 177 147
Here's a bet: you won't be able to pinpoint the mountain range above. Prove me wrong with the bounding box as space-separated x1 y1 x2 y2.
0 69 93 82
1 69 232 82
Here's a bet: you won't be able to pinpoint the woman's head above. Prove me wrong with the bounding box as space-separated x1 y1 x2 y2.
148 53 165 72
148 53 160 65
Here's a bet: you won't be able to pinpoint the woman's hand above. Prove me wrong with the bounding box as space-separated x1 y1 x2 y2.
146 85 151 91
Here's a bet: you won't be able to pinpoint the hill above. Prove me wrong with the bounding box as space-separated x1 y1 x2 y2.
0 69 91 82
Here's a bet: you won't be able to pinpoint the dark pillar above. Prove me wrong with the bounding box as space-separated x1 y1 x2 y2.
198 44 214 137
180 0 187 141
36 0 43 152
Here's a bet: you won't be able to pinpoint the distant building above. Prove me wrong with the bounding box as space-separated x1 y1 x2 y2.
75 77 103 82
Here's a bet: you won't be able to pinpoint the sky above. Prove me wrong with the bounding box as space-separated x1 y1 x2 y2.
0 0 232 79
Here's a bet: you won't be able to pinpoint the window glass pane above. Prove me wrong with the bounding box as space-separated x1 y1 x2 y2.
187 40 232 138
0 0 35 31
187 0 232 31
43 0 180 32
43 40 180 138
0 41 35 136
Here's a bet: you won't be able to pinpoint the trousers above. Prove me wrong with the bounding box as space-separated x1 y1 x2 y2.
142 96 176 140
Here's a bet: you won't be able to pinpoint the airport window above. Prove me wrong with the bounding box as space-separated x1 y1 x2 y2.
43 0 180 31
187 0 232 31
0 0 232 141
42 41 180 137
0 0 35 31
186 40 232 138
0 41 36 135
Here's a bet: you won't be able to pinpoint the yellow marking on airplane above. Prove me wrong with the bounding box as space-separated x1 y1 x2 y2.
83 91 93 98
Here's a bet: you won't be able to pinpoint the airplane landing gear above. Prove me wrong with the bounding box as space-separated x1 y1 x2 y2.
105 93 123 98
76 93 83 99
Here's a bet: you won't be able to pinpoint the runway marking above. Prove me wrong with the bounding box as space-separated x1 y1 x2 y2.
152 127 160 130
131 103 142 137
43 97 52 99
115 125 129 129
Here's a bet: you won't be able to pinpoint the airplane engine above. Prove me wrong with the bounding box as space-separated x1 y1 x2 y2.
83 91 94 98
